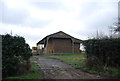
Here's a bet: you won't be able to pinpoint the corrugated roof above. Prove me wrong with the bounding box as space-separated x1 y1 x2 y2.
37 31 82 45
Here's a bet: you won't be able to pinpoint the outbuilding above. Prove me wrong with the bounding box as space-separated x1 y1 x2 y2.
37 31 82 54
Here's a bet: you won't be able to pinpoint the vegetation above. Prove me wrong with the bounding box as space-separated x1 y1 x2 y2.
83 38 120 67
45 54 120 77
114 18 120 33
2 34 32 78
109 17 120 38
5 62 44 80
45 54 86 68
83 38 120 77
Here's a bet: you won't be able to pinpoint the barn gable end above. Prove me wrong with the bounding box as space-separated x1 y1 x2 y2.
37 31 82 54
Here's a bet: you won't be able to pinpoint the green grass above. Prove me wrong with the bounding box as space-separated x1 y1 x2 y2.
5 62 44 80
85 66 120 77
47 53 84 60
44 53 120 77
44 54 87 70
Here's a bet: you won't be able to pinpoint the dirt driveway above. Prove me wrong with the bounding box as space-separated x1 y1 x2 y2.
32 56 105 79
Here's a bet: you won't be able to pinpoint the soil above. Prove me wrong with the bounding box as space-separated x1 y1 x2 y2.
32 56 107 79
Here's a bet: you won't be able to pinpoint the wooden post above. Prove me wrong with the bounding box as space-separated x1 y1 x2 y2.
46 37 49 54
72 39 74 54
0 35 2 80
43 39 45 54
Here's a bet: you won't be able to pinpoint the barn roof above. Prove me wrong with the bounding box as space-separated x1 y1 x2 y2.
37 31 82 45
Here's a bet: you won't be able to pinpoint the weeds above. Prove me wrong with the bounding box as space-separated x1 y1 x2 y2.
5 58 44 80
45 53 120 77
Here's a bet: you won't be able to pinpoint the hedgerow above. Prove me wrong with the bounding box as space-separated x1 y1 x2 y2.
83 38 120 67
2 34 32 78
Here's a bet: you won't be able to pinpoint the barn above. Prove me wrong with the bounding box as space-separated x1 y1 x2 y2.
37 31 82 54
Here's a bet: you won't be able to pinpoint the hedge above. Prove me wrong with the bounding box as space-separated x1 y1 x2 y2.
83 38 120 67
2 34 32 78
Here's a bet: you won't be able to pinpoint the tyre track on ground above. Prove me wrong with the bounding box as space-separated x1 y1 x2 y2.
32 56 105 79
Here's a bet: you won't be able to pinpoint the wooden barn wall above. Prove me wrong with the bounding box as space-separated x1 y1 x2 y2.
47 38 54 53
74 43 80 54
47 38 72 54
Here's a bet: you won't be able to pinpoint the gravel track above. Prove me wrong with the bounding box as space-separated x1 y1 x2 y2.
32 56 106 79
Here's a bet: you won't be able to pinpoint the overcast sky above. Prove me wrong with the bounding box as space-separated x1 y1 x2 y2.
0 0 119 48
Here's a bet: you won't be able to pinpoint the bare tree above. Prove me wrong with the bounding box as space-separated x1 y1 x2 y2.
88 30 109 39
108 2 120 38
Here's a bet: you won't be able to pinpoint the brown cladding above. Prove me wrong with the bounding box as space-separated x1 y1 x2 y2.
74 43 80 54
37 31 82 54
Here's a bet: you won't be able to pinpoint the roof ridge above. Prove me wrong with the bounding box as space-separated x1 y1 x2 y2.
37 31 82 45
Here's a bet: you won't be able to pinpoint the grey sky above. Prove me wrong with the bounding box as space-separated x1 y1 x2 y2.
33 2 63 10
0 0 119 48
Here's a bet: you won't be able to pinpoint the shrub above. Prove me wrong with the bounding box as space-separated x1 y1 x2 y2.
2 34 32 78
83 38 120 67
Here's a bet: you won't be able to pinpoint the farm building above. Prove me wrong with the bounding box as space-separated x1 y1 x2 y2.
37 31 82 54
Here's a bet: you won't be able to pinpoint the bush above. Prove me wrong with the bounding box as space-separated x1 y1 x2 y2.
2 34 32 78
83 38 120 67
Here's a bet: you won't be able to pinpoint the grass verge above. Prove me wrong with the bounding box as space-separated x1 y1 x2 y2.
44 54 86 68
5 58 44 80
44 53 120 77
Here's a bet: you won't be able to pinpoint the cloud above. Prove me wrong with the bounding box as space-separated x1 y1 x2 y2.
0 0 51 28
2 8 28 25
0 0 29 25
32 1 63 10
23 18 51 28
73 0 118 37
0 0 119 48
